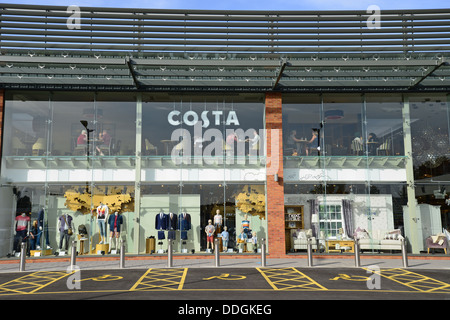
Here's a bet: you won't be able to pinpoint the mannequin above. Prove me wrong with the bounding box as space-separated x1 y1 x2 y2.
237 227 247 252
251 231 258 252
155 209 168 240
241 214 251 237
178 209 191 240
205 219 215 251
36 208 51 250
213 209 223 232
57 213 74 252
108 211 123 251
221 226 229 252
13 212 31 253
96 202 109 244
167 212 178 240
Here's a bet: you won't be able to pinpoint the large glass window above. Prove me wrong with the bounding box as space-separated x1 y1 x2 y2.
142 93 265 162
0 91 267 257
322 94 363 157
410 94 450 253
366 94 404 156
3 91 50 157
282 95 321 156
282 93 413 254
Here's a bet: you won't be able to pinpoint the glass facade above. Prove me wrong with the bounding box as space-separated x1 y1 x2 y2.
1 90 449 257
1 91 267 256
283 93 449 254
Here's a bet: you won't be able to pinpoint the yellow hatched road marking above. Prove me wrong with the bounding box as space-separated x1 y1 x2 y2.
257 267 328 291
0 271 73 295
364 268 450 293
130 268 188 291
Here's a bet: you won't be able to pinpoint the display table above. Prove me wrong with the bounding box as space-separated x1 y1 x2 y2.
146 237 156 254
30 249 52 257
79 237 88 255
95 243 109 254
326 239 355 253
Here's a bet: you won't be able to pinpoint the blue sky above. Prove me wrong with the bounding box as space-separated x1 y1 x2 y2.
1 0 449 10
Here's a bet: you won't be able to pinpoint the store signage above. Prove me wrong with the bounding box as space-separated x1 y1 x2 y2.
168 110 240 128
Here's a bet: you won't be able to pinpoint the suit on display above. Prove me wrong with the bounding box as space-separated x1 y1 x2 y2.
167 212 178 240
155 211 168 240
178 212 191 240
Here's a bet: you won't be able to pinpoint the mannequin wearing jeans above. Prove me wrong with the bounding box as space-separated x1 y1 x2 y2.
57 214 74 252
36 208 51 250
96 203 109 244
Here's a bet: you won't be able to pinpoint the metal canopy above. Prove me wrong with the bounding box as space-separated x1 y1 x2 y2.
1 3 450 92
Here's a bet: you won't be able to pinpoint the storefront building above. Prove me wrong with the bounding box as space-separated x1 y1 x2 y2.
0 4 449 257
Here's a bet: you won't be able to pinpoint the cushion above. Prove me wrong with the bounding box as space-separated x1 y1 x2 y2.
432 233 446 244
354 227 370 239
384 229 402 240
295 229 313 239
357 231 370 239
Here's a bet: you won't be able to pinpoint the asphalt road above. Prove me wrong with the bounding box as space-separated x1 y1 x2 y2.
0 267 448 304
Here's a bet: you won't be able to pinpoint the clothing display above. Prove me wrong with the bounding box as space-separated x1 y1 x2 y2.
58 214 73 251
221 227 229 251
15 213 30 232
214 213 223 228
205 223 215 244
155 212 168 240
97 203 109 219
36 208 50 249
97 203 109 243
167 212 178 240
108 212 123 233
241 217 251 237
13 213 30 252
178 212 191 240
155 212 168 230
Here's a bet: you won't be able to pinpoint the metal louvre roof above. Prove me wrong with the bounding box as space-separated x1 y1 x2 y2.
0 3 450 92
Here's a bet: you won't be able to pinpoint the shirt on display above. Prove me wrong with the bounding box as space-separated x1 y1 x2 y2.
15 215 30 231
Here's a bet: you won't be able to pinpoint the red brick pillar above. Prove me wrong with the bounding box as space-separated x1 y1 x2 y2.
265 92 285 256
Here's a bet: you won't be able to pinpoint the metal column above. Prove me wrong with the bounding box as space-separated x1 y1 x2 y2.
134 93 142 254
19 242 27 272
167 240 173 268
401 238 409 268
306 238 313 267
214 238 220 267
119 239 126 268
70 240 77 271
354 239 361 267
261 238 266 267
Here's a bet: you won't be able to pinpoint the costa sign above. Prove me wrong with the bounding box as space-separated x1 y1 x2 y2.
168 110 240 128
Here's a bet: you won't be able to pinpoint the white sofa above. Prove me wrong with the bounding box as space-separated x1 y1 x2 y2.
292 229 318 251
355 228 404 252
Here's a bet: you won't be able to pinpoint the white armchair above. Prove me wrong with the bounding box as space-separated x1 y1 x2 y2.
292 229 318 252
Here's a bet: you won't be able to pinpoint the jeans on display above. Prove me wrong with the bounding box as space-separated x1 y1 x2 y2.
98 219 106 238
59 230 70 250
13 230 27 252
36 225 50 248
